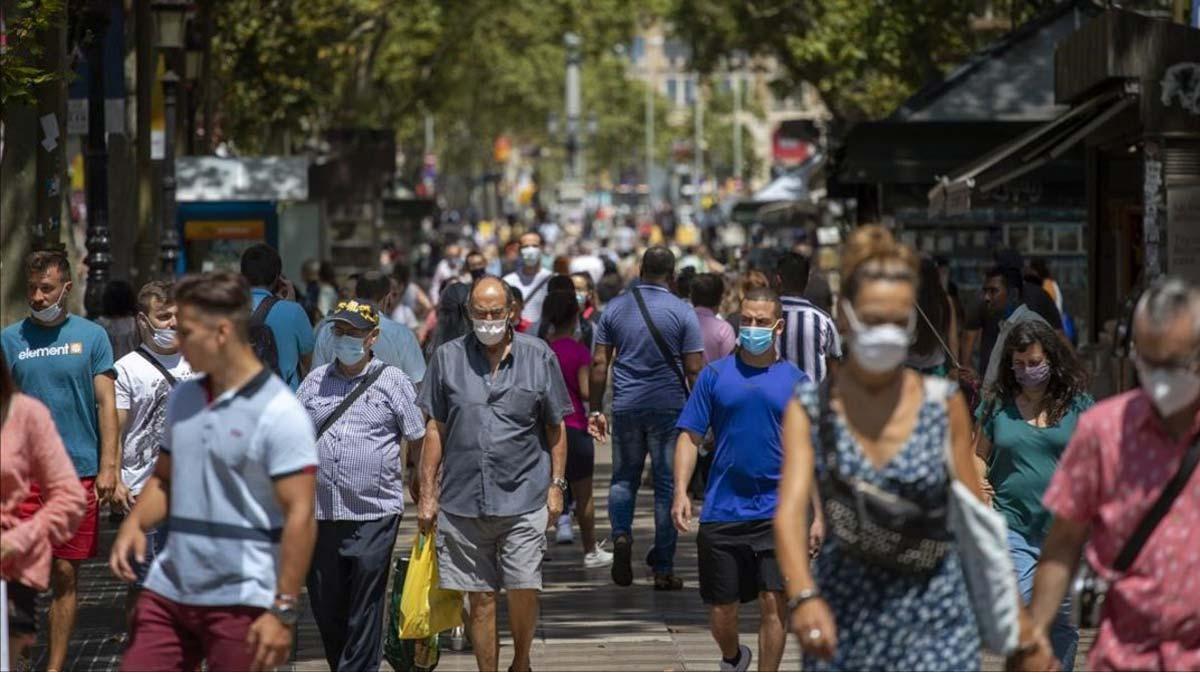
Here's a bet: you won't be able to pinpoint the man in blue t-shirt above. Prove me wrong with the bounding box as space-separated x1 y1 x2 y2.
589 246 704 591
1 250 121 671
672 288 808 672
240 243 316 391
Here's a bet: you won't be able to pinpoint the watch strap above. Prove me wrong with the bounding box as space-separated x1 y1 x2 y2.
786 588 821 611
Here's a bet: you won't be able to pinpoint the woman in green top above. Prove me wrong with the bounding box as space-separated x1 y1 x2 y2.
976 319 1091 671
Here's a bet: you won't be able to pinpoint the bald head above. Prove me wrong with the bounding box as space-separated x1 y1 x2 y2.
467 275 514 323
1134 276 1200 367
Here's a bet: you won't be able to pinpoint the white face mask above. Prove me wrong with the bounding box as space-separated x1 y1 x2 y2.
1137 361 1200 418
843 303 914 375
30 285 68 322
473 318 508 346
520 246 542 268
150 327 177 350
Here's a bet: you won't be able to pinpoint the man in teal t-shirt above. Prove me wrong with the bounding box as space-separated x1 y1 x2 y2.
240 243 315 390
1 250 121 672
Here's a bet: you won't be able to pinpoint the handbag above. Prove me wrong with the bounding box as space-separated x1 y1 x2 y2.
816 379 953 575
1072 432 1200 629
929 377 1021 655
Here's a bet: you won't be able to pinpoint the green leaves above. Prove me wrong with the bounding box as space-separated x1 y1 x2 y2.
1 0 66 108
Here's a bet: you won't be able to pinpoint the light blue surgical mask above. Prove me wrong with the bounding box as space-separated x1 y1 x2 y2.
333 334 368 366
738 325 777 355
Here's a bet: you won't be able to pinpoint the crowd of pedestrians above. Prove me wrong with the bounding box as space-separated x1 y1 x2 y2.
2 222 1198 672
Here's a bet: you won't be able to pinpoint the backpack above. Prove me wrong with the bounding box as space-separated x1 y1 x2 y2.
249 296 282 377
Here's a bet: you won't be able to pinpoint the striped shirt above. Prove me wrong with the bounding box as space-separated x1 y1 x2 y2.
297 359 426 521
779 295 841 383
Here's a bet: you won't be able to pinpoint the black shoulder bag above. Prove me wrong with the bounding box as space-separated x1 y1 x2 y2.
630 286 690 397
316 366 390 440
817 379 954 575
135 347 178 387
1074 434 1200 628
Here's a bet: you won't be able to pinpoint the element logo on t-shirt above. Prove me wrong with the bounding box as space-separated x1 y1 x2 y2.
17 342 84 360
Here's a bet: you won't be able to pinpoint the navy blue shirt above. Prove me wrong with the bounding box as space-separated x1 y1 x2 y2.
676 354 808 522
595 282 704 412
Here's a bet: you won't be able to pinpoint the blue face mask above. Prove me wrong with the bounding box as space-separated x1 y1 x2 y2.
738 325 776 355
333 334 368 366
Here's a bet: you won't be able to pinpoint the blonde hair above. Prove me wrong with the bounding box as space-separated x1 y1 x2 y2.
840 225 919 302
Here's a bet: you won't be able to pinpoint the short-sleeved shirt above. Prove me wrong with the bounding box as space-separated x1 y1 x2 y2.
503 269 554 324
695 307 735 365
779 295 841 383
250 288 316 391
312 309 426 384
144 369 317 609
419 332 574 518
977 394 1092 541
297 359 426 521
966 282 1061 374
548 337 590 430
595 282 704 412
114 347 194 495
1042 390 1200 671
677 355 807 522
2 315 115 476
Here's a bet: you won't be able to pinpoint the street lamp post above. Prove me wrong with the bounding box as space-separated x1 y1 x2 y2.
83 2 113 318
564 32 582 182
692 74 703 221
730 56 744 189
160 70 180 278
151 0 188 279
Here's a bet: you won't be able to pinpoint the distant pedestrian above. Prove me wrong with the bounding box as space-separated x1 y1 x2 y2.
417 276 573 672
977 320 1092 670
240 243 316 390
390 264 435 334
773 227 1034 670
312 271 425 385
301 259 339 323
113 281 193 613
907 256 957 377
298 300 426 671
541 287 614 568
2 250 122 672
589 246 705 590
96 280 141 361
672 289 808 671
691 273 735 365
0 352 88 671
1021 277 1200 671
112 272 318 671
430 242 467 306
774 252 840 383
503 231 554 326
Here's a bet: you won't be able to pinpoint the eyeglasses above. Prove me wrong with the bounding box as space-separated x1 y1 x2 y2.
469 306 509 320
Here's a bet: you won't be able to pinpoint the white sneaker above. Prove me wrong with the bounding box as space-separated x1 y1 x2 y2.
719 645 752 672
555 513 574 544
584 541 614 568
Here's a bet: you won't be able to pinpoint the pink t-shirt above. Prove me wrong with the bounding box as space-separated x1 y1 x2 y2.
695 307 735 365
1042 390 1200 671
549 336 590 430
1 393 87 590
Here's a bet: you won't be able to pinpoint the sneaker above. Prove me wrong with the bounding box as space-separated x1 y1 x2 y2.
584 541 614 568
719 645 752 672
555 513 574 545
611 534 633 586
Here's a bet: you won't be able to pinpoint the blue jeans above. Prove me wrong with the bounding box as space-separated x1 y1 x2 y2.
1008 528 1078 671
609 409 680 574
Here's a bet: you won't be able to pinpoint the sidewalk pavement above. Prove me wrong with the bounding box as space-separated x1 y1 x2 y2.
32 438 1093 671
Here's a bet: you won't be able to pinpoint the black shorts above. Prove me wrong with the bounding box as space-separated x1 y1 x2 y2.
697 519 784 605
6 580 38 635
565 426 595 483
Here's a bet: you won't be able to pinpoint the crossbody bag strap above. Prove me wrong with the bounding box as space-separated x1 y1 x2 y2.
525 274 550 301
135 347 178 387
1112 434 1200 572
915 303 961 371
630 286 691 396
252 295 279 323
316 365 390 440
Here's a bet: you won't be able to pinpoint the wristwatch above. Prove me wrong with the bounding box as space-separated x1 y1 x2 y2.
786 588 822 611
551 477 569 492
270 594 300 626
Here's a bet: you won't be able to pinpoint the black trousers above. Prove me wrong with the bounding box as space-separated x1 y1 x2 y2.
306 514 401 672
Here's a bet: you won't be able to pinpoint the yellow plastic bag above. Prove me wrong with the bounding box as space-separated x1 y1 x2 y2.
398 532 463 639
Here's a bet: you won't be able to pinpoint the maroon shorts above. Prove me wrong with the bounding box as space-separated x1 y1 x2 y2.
18 478 98 560
121 590 265 671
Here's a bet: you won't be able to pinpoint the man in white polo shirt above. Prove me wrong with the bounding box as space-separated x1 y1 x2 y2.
110 272 317 672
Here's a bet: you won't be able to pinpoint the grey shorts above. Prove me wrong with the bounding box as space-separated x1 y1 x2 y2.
436 507 548 592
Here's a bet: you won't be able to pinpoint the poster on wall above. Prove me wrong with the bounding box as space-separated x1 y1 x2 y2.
1167 185 1200 284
